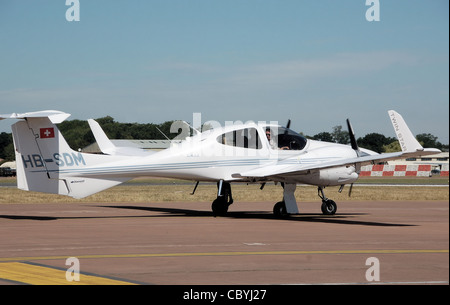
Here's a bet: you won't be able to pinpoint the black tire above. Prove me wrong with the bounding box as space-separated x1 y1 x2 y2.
321 200 337 215
212 198 229 216
273 201 287 217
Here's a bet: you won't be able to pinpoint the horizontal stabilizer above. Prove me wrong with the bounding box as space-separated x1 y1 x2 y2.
62 177 130 199
0 110 71 124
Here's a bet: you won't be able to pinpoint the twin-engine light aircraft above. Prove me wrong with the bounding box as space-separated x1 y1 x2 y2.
0 110 440 217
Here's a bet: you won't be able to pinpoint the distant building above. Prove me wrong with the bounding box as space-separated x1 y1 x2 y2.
388 151 449 171
0 161 16 169
361 152 449 177
0 160 16 176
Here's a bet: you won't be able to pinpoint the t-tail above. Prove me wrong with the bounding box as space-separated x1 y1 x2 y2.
0 110 130 198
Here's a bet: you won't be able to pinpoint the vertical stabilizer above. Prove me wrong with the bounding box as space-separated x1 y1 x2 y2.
388 110 423 153
5 112 131 198
12 121 69 195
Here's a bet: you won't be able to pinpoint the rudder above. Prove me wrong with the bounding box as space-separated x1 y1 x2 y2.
8 112 130 198
11 118 71 196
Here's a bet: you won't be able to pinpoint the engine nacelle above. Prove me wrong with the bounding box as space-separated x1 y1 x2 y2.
308 166 359 186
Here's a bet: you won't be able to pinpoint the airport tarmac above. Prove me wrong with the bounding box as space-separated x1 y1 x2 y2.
0 200 448 285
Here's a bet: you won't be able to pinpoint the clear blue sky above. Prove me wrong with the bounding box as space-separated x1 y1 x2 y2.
1 0 448 143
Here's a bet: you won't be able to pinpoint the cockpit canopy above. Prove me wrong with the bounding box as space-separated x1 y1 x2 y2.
215 126 307 151
265 127 308 151
217 127 262 149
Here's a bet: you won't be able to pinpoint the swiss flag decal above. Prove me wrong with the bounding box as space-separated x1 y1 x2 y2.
40 128 55 139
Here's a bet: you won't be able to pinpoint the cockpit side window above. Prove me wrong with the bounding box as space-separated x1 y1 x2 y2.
217 128 262 149
265 127 307 151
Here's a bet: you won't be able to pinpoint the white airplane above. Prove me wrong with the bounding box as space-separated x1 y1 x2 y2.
0 110 441 217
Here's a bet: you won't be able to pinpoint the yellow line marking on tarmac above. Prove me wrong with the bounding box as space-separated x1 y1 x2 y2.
0 262 136 285
0 249 448 263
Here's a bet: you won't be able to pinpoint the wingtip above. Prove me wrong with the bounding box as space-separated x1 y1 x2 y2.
388 110 424 153
0 110 71 123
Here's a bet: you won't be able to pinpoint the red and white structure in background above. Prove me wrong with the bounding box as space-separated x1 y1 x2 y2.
360 152 449 177
361 164 432 177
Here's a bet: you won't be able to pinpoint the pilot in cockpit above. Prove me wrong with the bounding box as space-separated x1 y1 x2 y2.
265 128 289 150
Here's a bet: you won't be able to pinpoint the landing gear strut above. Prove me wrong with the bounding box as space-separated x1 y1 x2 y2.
211 180 233 216
273 183 299 217
318 186 337 215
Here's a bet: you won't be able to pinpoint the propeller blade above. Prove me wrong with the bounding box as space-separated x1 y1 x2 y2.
284 119 292 136
346 118 361 156
348 183 353 197
286 119 291 129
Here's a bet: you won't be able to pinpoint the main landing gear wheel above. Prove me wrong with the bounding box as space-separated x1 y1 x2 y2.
212 181 233 217
273 201 287 217
212 197 229 216
318 186 337 215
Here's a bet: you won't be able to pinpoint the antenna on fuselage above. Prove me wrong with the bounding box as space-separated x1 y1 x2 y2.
155 126 171 141
184 121 201 136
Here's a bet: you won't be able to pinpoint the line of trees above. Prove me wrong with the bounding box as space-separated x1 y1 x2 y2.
308 125 448 153
0 116 175 161
0 117 448 162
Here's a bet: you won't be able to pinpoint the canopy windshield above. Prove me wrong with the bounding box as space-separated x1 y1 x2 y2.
265 127 307 151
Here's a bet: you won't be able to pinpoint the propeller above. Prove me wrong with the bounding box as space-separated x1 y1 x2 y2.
339 183 354 197
283 119 291 136
348 183 354 197
346 118 361 197
282 119 293 148
346 118 361 157
286 119 291 129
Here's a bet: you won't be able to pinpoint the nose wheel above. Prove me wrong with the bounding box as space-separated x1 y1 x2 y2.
321 199 337 215
318 187 337 215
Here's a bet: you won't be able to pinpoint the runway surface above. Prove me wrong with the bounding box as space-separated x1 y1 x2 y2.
0 200 448 285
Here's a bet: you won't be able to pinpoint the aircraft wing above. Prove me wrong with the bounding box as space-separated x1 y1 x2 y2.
233 148 439 181
88 119 156 156
234 110 441 181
